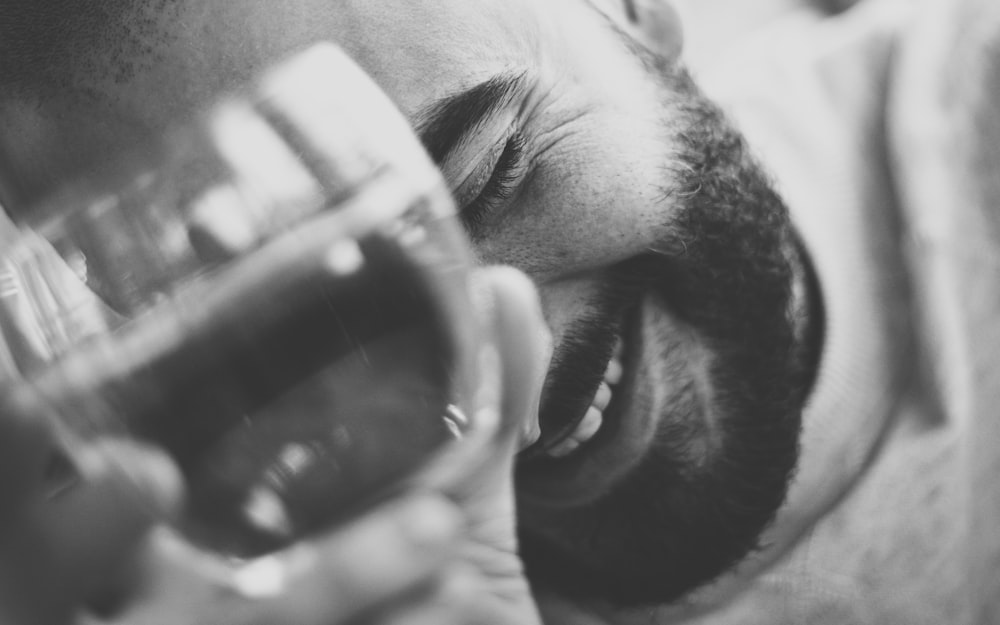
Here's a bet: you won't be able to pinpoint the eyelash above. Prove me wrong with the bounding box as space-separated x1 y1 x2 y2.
461 132 527 235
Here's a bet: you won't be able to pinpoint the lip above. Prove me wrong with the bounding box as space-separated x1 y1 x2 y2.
516 293 658 508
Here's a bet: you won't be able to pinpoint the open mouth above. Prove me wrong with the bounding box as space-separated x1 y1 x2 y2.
543 334 625 458
526 334 628 460
518 299 641 466
515 250 675 506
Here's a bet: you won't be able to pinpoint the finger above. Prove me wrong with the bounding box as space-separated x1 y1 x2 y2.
371 566 540 625
0 440 181 624
478 266 550 452
365 568 481 625
208 494 460 625
35 440 182 601
0 392 52 527
455 267 547 556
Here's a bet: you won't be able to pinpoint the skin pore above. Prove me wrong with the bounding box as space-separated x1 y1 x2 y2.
0 0 820 612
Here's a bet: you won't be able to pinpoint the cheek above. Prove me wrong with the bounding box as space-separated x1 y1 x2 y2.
535 278 608 349
477 146 671 281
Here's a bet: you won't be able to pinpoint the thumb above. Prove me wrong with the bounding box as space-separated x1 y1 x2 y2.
0 439 181 624
30 440 182 617
454 266 547 566
479 265 549 460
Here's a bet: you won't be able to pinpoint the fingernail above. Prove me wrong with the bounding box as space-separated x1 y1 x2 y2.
398 496 460 548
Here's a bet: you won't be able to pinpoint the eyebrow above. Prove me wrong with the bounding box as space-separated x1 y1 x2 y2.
415 72 528 166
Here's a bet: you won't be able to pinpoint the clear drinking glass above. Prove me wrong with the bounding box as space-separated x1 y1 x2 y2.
0 45 499 569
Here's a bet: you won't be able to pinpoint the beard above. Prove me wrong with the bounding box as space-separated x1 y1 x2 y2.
514 67 815 608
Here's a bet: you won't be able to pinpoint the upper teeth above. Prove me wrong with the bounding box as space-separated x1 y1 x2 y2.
547 339 623 458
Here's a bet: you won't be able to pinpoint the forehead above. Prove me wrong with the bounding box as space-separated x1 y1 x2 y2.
325 0 540 113
37 0 631 120
229 0 616 114
332 0 650 121
22 0 536 115
2 0 660 211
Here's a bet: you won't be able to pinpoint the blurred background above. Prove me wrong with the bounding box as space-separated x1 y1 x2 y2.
673 0 856 73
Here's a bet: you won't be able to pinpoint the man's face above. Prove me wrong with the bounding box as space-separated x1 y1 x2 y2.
0 0 807 608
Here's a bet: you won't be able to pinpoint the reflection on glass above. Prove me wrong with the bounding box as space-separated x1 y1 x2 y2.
0 44 496 563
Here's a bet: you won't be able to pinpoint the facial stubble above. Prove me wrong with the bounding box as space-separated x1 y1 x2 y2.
515 69 812 607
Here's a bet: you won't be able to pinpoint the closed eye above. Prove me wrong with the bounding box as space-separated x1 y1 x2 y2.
460 131 527 237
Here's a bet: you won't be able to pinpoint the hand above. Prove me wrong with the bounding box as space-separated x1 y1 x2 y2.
0 210 183 625
0 436 179 625
442 266 548 625
0 235 544 625
75 267 547 625
75 493 463 625
0 45 551 624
